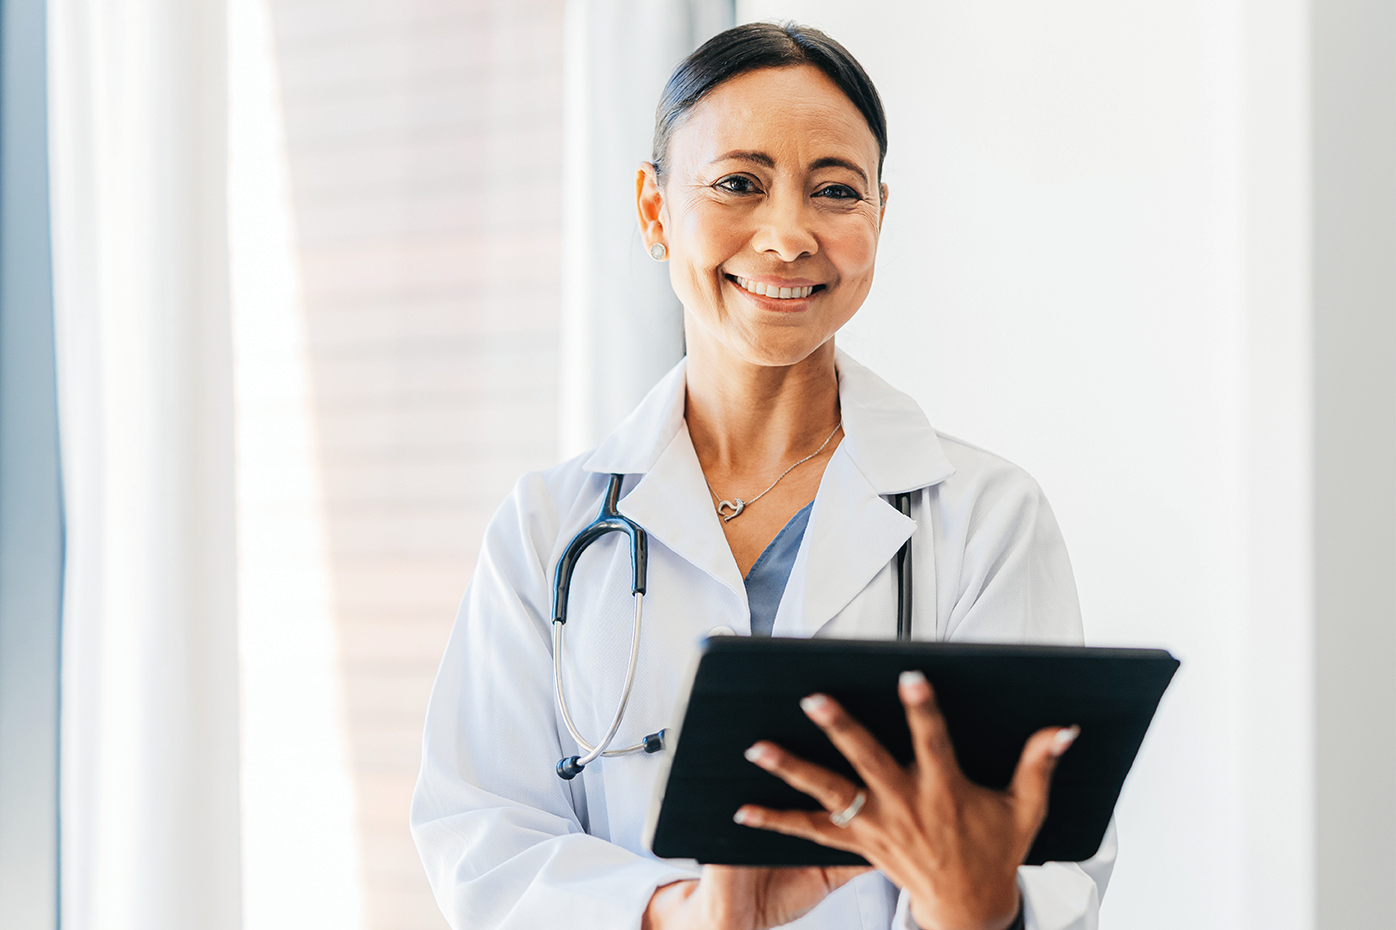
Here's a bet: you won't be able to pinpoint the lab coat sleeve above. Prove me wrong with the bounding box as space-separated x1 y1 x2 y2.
410 472 694 930
907 453 1116 930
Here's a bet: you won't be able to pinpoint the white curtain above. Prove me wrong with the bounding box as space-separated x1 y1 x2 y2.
48 0 242 927
559 0 735 456
227 0 365 926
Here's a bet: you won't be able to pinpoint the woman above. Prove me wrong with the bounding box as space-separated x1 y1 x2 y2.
412 22 1114 930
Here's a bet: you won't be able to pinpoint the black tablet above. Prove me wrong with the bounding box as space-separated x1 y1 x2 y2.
645 636 1178 867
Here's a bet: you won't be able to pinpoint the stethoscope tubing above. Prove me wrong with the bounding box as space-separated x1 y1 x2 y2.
893 491 913 641
553 592 647 764
552 475 659 779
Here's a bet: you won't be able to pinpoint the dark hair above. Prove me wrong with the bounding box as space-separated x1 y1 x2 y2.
651 22 888 183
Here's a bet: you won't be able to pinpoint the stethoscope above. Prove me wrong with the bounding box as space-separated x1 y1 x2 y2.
552 473 915 780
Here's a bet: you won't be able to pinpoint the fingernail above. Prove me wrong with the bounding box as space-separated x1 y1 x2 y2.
744 743 771 765
899 670 928 694
800 694 831 721
1050 725 1081 757
733 807 751 825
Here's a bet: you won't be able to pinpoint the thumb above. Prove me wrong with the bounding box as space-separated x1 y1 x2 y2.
1009 725 1079 834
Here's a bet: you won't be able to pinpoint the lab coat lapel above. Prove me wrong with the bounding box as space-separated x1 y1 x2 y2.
771 351 955 639
581 357 748 612
771 448 913 639
616 424 748 610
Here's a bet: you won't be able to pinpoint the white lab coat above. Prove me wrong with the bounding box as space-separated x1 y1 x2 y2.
411 350 1115 930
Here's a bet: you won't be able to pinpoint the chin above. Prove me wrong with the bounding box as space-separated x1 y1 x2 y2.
731 333 834 370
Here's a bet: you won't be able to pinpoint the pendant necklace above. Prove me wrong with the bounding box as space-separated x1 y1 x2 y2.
703 420 842 523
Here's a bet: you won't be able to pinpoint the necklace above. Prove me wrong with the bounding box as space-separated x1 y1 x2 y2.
703 420 843 523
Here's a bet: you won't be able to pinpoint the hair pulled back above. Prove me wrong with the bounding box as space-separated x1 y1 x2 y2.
651 22 888 183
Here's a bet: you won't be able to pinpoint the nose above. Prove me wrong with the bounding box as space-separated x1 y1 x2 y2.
750 190 818 261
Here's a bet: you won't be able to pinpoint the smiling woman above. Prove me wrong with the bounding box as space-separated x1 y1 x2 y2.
639 65 884 366
411 22 1110 930
635 58 891 579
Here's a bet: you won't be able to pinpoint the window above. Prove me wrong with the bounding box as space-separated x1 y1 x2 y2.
235 2 565 926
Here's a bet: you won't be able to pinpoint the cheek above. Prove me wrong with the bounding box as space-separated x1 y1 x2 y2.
830 223 880 281
677 201 741 254
675 207 744 287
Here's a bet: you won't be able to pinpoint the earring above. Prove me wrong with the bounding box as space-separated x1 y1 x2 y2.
649 242 667 261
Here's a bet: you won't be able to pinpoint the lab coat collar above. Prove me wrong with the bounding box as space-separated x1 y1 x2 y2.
580 349 957 630
831 350 956 494
583 358 689 478
582 349 956 494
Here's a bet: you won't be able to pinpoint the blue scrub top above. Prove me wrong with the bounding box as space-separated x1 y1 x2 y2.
743 501 814 636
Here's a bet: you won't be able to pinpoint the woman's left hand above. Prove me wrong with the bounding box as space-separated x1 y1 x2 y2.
733 670 1078 930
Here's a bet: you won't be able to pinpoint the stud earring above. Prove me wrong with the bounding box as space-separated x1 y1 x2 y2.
649 242 667 261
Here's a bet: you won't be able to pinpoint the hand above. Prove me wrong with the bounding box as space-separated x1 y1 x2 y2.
641 863 870 930
731 671 1078 930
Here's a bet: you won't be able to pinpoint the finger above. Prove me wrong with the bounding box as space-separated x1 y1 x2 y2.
744 741 859 813
798 694 906 793
898 670 962 783
732 804 864 854
1009 725 1079 834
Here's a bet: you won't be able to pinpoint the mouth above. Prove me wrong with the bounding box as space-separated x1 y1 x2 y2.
728 274 827 300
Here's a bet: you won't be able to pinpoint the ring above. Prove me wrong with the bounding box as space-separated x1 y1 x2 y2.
828 789 867 827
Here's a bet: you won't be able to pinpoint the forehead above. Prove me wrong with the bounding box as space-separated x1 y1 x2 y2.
667 64 879 172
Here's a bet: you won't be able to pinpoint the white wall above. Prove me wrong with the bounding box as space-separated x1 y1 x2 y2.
736 3 1308 928
1309 1 1396 925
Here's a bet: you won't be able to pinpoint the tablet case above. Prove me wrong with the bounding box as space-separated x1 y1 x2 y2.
645 637 1178 866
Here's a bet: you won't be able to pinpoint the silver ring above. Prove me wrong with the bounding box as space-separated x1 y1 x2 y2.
829 789 867 828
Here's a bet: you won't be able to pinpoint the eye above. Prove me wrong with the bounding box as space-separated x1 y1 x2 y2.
814 184 860 200
714 175 761 195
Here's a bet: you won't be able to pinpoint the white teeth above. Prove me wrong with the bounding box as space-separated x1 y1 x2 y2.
734 276 815 299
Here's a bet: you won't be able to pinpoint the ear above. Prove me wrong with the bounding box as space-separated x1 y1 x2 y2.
636 161 667 252
878 182 889 226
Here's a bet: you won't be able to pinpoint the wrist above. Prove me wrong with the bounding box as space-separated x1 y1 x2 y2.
907 882 1022 930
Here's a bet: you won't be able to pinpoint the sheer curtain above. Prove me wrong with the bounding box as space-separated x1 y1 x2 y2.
227 0 364 925
45 1 748 927
559 0 734 455
48 0 241 927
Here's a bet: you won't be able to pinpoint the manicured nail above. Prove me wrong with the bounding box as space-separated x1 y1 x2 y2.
1050 725 1081 757
899 669 929 695
733 807 751 825
800 694 831 721
744 743 771 765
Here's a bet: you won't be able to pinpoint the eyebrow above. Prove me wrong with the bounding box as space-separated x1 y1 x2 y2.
711 151 870 187
713 150 776 168
810 157 869 187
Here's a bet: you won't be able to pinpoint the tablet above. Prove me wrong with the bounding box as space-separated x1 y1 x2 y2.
645 637 1178 867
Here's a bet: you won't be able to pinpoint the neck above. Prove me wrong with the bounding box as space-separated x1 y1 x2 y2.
684 337 841 477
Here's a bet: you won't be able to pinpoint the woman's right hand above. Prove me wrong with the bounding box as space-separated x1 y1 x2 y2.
641 864 870 930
